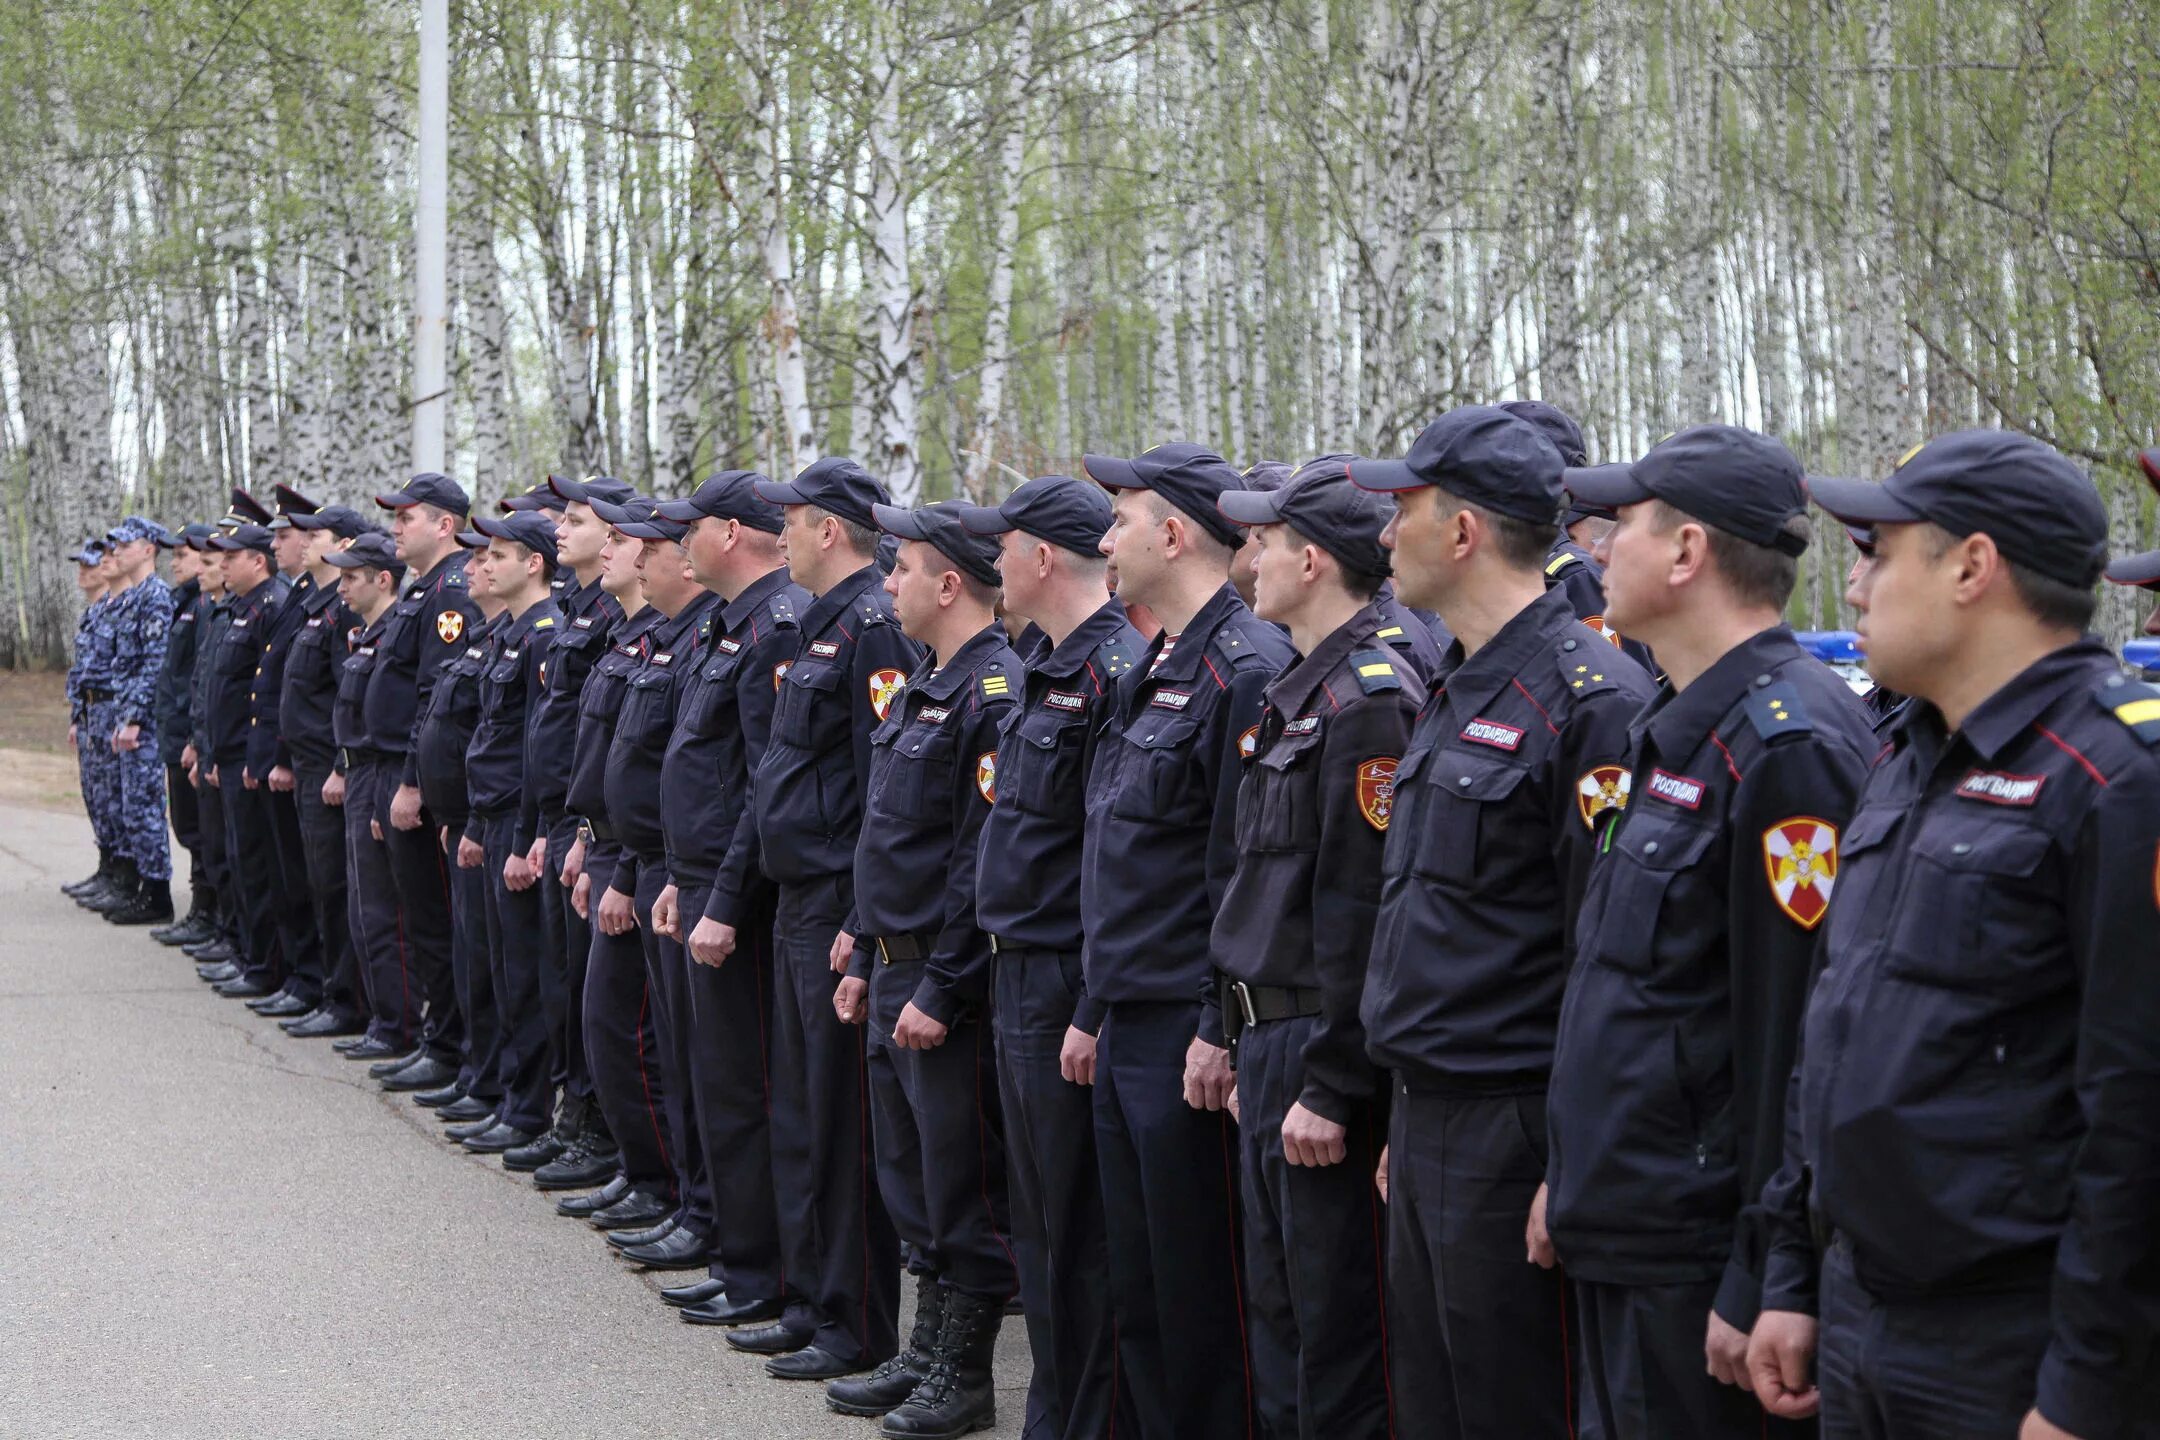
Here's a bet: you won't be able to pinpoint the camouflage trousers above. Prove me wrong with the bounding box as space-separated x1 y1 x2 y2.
77 700 121 853
83 699 171 881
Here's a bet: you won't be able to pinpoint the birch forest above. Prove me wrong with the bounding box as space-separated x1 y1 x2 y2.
4 0 2156 663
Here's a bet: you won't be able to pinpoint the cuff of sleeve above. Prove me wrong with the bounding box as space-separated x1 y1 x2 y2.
1196 1004 1226 1049
2035 1346 2127 1440
1760 1245 1820 1318
846 942 871 984
1711 1259 1764 1333
1295 1082 1351 1129
1071 996 1105 1037
912 979 957 1027
703 887 740 927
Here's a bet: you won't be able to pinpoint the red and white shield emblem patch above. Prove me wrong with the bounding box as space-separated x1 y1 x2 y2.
1357 757 1399 833
1576 765 1631 829
976 752 997 804
436 610 464 643
1583 615 1626 649
868 668 906 721
1764 816 1839 930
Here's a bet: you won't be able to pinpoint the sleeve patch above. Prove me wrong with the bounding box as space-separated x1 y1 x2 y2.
1576 765 1631 829
1764 816 1839 929
1357 757 1400 831
976 751 998 804
435 611 465 643
868 668 906 720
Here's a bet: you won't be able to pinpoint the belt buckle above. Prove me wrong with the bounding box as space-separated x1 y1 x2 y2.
876 938 892 966
1231 980 1258 1029
988 935 1001 955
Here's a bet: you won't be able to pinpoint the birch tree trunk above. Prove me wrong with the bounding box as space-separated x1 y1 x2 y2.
862 4 920 501
963 4 1034 498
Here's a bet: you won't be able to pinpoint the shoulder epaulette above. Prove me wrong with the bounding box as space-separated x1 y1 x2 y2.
1374 622 1414 649
1212 622 1277 668
444 567 466 588
1093 632 1137 678
1348 649 1403 694
979 660 1017 704
1743 680 1814 741
2095 673 2160 743
532 615 556 629
768 590 798 627
1545 549 1583 578
1557 635 1625 696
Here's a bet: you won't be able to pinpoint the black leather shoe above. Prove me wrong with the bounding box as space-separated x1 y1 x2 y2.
252 990 315 1018
196 961 241 984
767 1344 868 1381
619 1227 708 1271
412 1081 465 1108
587 1188 671 1231
555 1174 630 1217
436 1094 494 1123
660 1277 728 1309
444 1112 502 1142
606 1216 678 1250
380 1055 458 1092
214 976 274 999
283 1010 364 1038
460 1122 536 1154
682 1293 786 1327
533 1142 619 1192
500 1132 567 1173
726 1321 813 1357
183 935 235 959
340 1036 404 1062
368 1049 427 1080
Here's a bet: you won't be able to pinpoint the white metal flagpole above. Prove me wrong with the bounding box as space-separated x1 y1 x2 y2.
411 0 449 475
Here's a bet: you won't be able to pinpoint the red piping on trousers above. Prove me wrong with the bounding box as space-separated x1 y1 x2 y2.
1219 1114 1256 1437
638 982 672 1175
1366 1141 1398 1438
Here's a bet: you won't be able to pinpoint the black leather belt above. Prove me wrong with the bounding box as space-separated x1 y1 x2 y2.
1225 979 1324 1027
81 686 115 702
876 934 936 964
338 745 389 768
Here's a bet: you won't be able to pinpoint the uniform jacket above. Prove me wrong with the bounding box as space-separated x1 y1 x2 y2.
202 575 288 767
155 579 204 764
277 578 352 773
525 573 622 825
244 573 313 779
359 551 483 785
603 591 719 890
465 597 561 843
415 613 501 829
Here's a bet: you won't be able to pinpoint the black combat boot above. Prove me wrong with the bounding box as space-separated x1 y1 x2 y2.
107 875 174 925
85 858 142 913
827 1280 947 1417
878 1288 1001 1438
63 849 116 897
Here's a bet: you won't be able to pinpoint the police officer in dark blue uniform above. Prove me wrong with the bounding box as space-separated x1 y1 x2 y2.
730 459 921 1382
150 525 218 945
181 526 245 973
1542 427 1877 1439
646 473 806 1325
1743 434 2160 1440
960 475 1142 1440
823 501 1020 1436
1351 408 1655 1438
1083 441 1295 1440
277 506 377 1038
367 473 485 1082
1209 462 1437 1440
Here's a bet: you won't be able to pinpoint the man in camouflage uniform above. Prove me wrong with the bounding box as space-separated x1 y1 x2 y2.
62 538 121 904
98 516 177 924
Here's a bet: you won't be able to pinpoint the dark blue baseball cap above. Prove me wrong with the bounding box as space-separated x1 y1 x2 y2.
654 470 785 534
501 479 569 514
1350 405 1566 525
550 474 636 508
1845 525 1877 557
69 537 107 565
957 474 1114 556
2104 549 2160 590
473 511 560 565
1499 400 1589 467
1219 456 1393 580
1808 430 2105 587
211 524 275 555
1564 425 1810 555
754 457 891 532
157 522 212 550
454 527 489 550
1241 460 1294 492
1083 442 1247 549
324 532 406 577
872 501 1004 588
875 533 899 576
105 516 171 546
289 504 373 540
375 471 471 516
590 495 687 543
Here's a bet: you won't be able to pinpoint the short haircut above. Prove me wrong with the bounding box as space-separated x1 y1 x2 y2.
810 505 880 557
413 502 461 529
1652 500 1805 611
1437 490 1559 572
1919 523 2095 631
959 572 1001 608
1145 492 1235 566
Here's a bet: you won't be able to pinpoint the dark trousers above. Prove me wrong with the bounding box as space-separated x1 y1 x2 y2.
1816 1241 2074 1440
630 860 709 1232
342 761 418 1046
1095 998 1254 1440
481 811 553 1133
1386 1084 1570 1440
262 785 323 1000
167 761 211 907
383 787 460 1064
582 846 671 1191
994 948 1134 1440
768 876 899 1366
675 879 786 1300
220 771 286 989
1574 1274 1806 1440
194 768 238 947
1235 1017 1391 1440
447 823 500 1101
866 952 1016 1300
541 815 593 1109
294 764 358 1020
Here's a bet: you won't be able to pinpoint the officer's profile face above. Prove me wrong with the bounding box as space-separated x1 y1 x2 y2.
1379 487 1453 611
1594 501 1674 635
557 502 606 569
1246 524 1305 625
683 514 730 587
273 526 309 573
884 539 946 638
75 562 99 594
336 568 369 609
171 547 200 584
1846 521 1959 696
599 527 639 596
1099 490 1164 604
994 530 1042 615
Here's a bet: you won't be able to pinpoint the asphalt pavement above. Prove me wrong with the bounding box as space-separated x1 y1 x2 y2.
0 802 1030 1439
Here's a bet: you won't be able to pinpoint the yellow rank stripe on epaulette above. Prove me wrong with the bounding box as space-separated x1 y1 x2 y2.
1376 626 1404 639
1357 661 1394 680
2118 698 2160 727
1545 552 1573 576
981 675 1011 696
533 616 555 628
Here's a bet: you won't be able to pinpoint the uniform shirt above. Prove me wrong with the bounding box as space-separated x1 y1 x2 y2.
659 568 806 918
1760 642 2160 1440
1374 581 1453 662
359 552 482 782
189 595 231 755
333 610 389 758
975 598 1141 1006
155 579 204 765
751 564 923 889
603 592 720 889
464 597 561 841
1545 625 1875 1325
525 573 622 824
106 576 174 729
416 613 500 829
1364 587 1655 1091
67 596 106 722
1080 583 1294 1046
244 573 313 779
202 575 288 767
1213 602 1427 1125
278 579 352 773
1544 539 1656 671
850 624 1022 1025
566 605 666 828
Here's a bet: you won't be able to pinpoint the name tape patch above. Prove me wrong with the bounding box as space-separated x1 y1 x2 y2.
1150 688 1193 711
1044 690 1085 712
1460 718 1525 752
1956 769 2045 806
1646 768 1706 810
